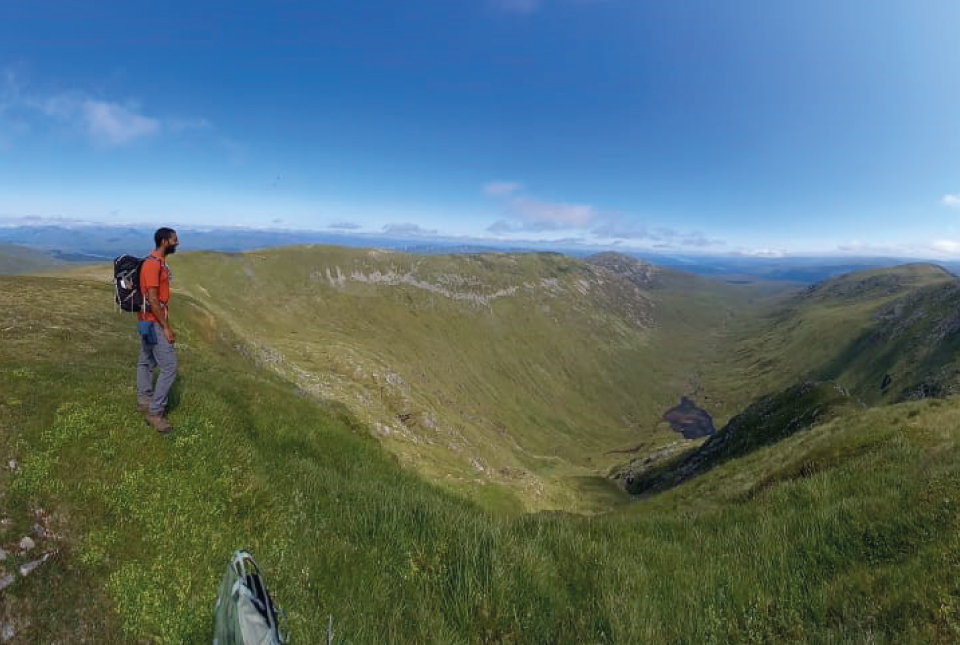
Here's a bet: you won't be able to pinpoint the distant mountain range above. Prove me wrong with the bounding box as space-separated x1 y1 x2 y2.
1 222 956 284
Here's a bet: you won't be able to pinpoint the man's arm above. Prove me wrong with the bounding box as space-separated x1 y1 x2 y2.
147 286 175 343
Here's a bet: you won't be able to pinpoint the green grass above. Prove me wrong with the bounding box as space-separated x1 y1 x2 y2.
2 274 960 642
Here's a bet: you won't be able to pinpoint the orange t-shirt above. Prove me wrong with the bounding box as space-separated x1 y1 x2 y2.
138 251 170 323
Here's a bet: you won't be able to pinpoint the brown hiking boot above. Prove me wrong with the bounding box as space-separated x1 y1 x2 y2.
146 414 173 435
137 401 150 414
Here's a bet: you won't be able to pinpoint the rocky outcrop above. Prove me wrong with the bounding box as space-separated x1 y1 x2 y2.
585 252 660 289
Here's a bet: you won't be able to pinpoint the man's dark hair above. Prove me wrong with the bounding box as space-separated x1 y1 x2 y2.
154 227 176 248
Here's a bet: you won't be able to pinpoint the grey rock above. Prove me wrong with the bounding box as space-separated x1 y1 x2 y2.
0 548 7 561
19 552 51 576
6 460 15 471
32 523 47 539
0 623 13 643
0 573 14 591
19 536 35 551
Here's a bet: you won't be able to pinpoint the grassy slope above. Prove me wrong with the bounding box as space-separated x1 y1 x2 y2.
720 264 960 403
616 381 864 494
3 276 960 642
0 244 65 275
165 247 764 511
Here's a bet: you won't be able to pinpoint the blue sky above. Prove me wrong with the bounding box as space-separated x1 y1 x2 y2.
2 0 960 257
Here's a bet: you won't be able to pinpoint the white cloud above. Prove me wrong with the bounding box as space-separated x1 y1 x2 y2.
484 181 523 197
943 194 960 208
484 181 597 230
82 100 160 145
508 196 596 229
592 217 723 248
329 221 362 230
483 180 721 248
931 239 960 255
382 223 439 237
591 219 650 240
678 232 722 248
0 68 204 147
738 248 785 258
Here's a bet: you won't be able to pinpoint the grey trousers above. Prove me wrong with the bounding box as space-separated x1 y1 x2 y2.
136 322 178 416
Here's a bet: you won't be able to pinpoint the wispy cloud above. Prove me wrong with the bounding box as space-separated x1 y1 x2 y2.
0 68 204 147
737 248 785 258
484 182 598 230
590 219 650 240
677 231 722 248
382 223 439 237
508 196 597 229
484 181 523 197
82 100 160 145
594 219 723 248
943 194 960 209
931 239 960 255
486 220 515 234
329 221 362 230
483 181 721 248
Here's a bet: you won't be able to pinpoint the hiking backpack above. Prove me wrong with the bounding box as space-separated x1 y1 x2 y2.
113 254 156 313
213 550 288 645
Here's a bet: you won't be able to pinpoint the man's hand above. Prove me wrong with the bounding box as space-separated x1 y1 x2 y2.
147 286 174 344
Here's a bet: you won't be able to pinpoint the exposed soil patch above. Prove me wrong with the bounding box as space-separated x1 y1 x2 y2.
663 396 715 439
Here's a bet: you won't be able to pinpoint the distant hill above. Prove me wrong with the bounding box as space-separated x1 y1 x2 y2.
4 222 955 284
798 262 953 301
0 243 67 275
727 262 960 403
639 252 951 284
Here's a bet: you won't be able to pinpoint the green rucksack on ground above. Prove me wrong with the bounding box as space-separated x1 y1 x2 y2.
213 550 288 645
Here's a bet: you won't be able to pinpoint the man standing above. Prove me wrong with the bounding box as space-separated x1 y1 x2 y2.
137 227 179 434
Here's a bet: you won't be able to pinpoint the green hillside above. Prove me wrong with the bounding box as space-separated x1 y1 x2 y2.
0 244 66 275
726 263 960 404
169 247 768 511
3 272 960 642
